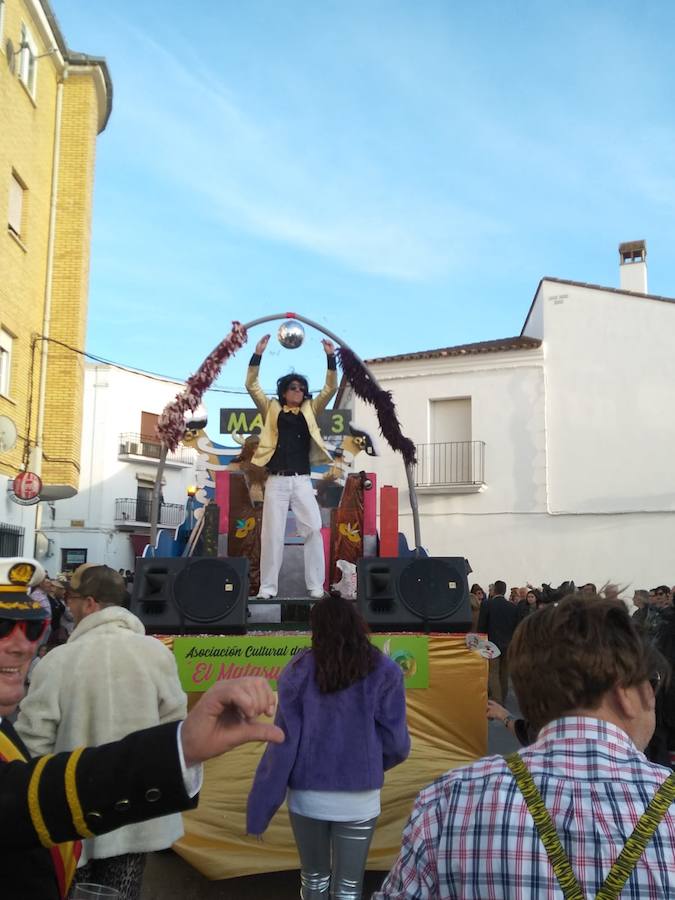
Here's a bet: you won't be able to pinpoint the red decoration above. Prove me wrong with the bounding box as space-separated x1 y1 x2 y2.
157 322 248 451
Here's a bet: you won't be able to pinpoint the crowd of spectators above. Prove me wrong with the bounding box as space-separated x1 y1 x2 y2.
480 580 675 770
14 566 675 899
28 572 74 651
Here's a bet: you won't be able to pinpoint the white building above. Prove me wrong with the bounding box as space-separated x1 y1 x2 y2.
343 241 675 592
41 363 198 574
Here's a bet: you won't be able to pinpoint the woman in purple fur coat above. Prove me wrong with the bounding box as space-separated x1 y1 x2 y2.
247 595 411 899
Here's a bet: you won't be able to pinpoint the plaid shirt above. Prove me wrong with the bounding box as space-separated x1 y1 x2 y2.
375 717 675 899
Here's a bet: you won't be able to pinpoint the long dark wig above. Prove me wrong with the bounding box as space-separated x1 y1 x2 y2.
276 372 310 403
311 595 379 693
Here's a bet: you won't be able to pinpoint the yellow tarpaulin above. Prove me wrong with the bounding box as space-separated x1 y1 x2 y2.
168 634 487 880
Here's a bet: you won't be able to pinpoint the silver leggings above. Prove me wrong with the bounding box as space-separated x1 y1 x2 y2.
289 811 378 900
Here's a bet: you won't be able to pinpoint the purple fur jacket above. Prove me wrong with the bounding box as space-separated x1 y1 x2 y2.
246 649 411 834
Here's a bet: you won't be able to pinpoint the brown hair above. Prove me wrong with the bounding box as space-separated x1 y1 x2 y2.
70 565 127 607
509 594 662 731
310 595 378 693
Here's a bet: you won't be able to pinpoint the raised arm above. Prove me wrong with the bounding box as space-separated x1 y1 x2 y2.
245 334 272 415
312 338 338 415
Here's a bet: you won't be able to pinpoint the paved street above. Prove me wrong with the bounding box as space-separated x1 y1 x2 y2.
141 698 520 898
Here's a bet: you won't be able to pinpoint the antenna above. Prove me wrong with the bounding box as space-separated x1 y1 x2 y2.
16 40 59 60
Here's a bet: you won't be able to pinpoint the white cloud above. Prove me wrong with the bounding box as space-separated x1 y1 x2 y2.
101 23 504 281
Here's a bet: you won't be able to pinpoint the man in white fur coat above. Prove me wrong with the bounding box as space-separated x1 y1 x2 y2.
16 564 187 900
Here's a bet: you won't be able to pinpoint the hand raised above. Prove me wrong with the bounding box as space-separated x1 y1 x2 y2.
321 338 335 355
180 677 284 767
255 335 271 355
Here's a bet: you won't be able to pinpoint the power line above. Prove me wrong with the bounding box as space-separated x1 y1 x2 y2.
33 335 280 395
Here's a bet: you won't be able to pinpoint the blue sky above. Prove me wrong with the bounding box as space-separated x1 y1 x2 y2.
53 0 675 433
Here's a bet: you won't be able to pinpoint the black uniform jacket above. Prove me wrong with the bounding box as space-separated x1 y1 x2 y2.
0 718 197 900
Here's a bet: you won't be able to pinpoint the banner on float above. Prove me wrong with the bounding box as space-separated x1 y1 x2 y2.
173 634 429 691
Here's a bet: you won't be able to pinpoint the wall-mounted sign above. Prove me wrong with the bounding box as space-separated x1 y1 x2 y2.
219 408 351 437
7 471 42 506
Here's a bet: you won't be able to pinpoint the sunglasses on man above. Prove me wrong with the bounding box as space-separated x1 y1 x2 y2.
649 671 664 695
0 618 49 643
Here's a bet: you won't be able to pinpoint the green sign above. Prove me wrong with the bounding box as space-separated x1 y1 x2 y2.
219 408 351 437
173 634 429 691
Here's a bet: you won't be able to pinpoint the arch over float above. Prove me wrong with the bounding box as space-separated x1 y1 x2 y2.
150 313 422 555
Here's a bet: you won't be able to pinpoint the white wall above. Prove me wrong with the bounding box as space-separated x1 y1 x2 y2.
352 347 547 516
347 282 675 592
0 476 38 557
41 364 197 572
541 281 675 513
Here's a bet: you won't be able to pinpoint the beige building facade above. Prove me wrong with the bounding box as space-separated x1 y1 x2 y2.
0 0 111 556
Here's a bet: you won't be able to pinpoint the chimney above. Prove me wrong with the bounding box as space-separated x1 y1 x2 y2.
618 240 647 294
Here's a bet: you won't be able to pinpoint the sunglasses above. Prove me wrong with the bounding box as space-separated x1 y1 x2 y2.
649 672 663 695
286 384 305 391
0 618 49 643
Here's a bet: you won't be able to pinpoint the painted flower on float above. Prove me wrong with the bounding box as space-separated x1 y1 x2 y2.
382 639 418 678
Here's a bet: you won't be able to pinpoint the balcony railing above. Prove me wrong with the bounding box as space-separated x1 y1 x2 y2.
414 441 485 487
118 433 195 466
114 498 185 527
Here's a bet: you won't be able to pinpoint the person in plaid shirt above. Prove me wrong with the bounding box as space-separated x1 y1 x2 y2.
375 595 674 899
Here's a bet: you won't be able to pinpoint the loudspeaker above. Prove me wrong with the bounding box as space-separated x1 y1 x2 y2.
357 557 471 632
130 557 249 634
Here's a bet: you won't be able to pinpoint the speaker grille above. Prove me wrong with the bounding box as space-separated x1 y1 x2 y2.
397 559 466 621
172 559 242 623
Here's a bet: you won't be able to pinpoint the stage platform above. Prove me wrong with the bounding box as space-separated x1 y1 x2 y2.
246 595 312 627
161 632 487 880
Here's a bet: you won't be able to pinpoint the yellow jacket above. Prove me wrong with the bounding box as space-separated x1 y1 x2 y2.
245 361 337 469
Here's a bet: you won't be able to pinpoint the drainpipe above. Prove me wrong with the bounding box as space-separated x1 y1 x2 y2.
33 74 65 552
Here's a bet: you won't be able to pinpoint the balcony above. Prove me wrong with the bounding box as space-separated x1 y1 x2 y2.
114 498 185 529
414 441 486 493
118 433 196 468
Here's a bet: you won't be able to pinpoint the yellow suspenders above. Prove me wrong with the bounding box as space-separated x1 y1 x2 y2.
505 752 675 900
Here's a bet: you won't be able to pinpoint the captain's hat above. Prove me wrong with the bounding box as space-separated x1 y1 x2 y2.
0 558 49 620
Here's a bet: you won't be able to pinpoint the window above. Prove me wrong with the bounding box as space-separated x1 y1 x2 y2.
8 173 25 237
140 410 161 456
0 328 12 396
431 397 471 444
18 23 38 98
425 397 474 483
136 486 153 522
0 523 25 556
61 548 87 573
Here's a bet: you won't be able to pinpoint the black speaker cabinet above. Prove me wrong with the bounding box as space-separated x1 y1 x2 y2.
130 557 249 634
357 557 471 632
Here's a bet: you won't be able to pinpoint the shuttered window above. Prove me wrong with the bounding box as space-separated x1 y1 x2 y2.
18 23 38 98
0 328 12 396
8 174 24 236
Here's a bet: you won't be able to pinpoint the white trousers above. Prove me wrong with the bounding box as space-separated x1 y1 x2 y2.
260 475 325 596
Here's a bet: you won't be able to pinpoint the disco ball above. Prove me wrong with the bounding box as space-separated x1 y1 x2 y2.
278 320 305 349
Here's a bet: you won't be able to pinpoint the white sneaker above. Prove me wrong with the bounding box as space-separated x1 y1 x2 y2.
256 591 276 600
308 589 325 600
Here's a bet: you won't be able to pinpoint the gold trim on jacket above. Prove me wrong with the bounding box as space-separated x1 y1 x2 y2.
245 363 338 469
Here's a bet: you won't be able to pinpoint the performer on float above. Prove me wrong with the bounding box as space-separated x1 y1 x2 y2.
246 334 337 599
